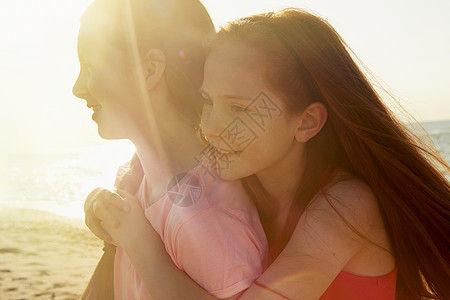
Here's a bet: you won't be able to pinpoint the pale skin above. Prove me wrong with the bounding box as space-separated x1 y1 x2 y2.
73 7 222 298
86 43 396 299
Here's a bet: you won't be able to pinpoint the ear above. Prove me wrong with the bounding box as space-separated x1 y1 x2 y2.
143 48 166 90
294 102 327 143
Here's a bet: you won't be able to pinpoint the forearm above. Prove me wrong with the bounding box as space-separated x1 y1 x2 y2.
125 224 216 300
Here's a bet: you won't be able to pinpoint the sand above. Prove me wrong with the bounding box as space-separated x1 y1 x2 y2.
0 206 103 299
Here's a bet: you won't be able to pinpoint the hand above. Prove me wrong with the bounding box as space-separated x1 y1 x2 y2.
101 189 153 251
84 187 131 242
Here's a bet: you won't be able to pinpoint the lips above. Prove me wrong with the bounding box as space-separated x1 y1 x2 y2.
87 103 102 112
206 140 240 155
213 146 242 157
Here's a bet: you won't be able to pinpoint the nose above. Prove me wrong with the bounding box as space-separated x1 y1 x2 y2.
200 107 227 142
72 72 88 100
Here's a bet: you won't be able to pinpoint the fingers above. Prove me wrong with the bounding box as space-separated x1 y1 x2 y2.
92 198 120 228
84 187 134 243
106 191 130 213
85 188 114 242
85 187 104 213
94 188 130 213
115 189 142 213
84 188 123 233
85 215 112 243
116 188 135 200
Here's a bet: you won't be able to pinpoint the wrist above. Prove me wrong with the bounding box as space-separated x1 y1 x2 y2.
125 223 163 260
125 225 175 285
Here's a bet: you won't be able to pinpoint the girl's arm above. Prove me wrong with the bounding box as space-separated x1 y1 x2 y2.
100 190 217 299
102 189 256 299
239 178 392 299
100 179 386 299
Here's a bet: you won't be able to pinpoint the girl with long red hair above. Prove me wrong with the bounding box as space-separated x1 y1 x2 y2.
91 8 449 299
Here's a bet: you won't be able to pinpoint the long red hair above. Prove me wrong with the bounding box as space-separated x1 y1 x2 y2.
210 9 450 299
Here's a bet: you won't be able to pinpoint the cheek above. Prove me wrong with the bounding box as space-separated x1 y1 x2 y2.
247 120 295 159
201 104 238 137
88 71 110 97
89 59 137 99
214 118 296 179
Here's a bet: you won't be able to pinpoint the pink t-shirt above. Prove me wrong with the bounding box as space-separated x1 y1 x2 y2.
114 158 268 299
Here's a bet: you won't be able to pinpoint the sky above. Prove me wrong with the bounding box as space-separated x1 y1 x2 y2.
0 0 449 154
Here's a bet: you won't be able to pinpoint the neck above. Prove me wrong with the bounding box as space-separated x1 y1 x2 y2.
131 117 204 205
255 142 306 213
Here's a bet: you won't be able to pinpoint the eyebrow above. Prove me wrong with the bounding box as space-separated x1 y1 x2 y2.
199 88 253 101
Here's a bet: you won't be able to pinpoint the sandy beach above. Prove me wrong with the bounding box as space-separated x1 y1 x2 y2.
0 206 103 299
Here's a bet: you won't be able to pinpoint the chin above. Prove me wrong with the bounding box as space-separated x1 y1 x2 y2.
97 125 124 140
216 166 249 182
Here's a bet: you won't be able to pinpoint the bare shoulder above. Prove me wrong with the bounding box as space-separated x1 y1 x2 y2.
326 172 377 206
248 174 393 300
259 173 388 298
304 172 382 237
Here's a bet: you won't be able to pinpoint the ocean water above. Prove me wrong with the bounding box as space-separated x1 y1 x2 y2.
0 142 135 219
420 120 450 162
0 120 449 219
